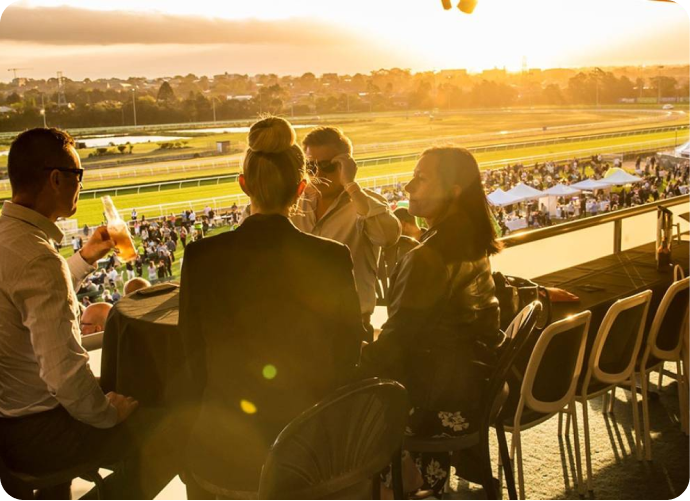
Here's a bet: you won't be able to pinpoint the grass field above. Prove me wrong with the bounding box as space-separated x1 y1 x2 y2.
3 106 688 225
1 106 685 168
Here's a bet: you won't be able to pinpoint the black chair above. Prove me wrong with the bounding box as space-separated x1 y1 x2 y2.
257 378 410 500
393 301 543 500
0 453 107 500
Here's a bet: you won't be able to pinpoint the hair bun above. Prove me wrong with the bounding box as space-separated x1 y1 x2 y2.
247 116 296 154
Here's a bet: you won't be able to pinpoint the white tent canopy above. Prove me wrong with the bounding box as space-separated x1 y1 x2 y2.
600 168 643 186
570 179 610 191
487 188 521 207
675 141 690 158
506 182 545 202
544 183 581 196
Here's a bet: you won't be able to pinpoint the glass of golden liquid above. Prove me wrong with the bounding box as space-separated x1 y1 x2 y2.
101 196 137 262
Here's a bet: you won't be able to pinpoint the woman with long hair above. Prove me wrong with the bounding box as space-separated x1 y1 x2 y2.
361 146 503 496
179 117 364 496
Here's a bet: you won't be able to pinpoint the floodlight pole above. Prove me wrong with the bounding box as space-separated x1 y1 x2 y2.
132 89 137 127
40 93 47 128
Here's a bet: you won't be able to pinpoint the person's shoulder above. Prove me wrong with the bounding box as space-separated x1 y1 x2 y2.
361 188 388 204
296 231 352 263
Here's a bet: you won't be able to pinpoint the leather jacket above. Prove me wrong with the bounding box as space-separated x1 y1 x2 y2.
361 211 503 411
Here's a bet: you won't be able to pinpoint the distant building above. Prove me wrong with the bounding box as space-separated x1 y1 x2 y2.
216 141 231 154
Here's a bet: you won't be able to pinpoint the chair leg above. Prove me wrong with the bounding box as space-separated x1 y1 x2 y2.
497 423 518 500
568 401 585 496
558 411 563 436
565 411 571 436
609 387 616 414
391 449 404 500
676 359 688 435
658 368 664 391
640 372 652 461
514 428 525 500
581 399 593 494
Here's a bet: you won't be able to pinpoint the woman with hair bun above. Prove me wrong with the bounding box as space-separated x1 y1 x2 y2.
179 116 364 496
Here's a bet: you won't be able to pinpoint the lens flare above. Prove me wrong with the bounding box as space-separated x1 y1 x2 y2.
240 399 257 414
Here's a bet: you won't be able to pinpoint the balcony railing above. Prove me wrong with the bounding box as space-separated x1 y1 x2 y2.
492 194 689 278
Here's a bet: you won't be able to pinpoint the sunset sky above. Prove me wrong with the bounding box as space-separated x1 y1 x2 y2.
0 0 688 81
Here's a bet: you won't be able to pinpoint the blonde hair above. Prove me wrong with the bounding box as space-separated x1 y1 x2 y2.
243 116 306 213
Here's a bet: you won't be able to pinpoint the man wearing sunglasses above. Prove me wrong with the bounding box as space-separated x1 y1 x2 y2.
0 128 175 498
293 127 401 340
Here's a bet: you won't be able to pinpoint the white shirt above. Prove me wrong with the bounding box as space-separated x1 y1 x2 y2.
291 186 400 317
0 202 118 428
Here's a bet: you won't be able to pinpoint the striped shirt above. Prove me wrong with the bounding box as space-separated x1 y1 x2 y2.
0 201 117 428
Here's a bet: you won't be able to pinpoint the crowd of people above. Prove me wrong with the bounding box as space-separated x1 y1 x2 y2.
482 154 689 234
0 120 686 500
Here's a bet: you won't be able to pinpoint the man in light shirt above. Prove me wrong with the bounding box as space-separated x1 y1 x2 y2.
0 128 172 498
292 127 401 340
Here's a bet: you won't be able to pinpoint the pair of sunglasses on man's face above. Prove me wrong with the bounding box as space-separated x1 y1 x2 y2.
44 167 85 183
306 159 339 174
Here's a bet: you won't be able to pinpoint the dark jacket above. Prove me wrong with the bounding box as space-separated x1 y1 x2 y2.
362 212 502 413
179 214 364 491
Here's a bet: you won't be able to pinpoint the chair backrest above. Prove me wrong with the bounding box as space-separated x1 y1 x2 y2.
485 301 542 425
583 290 652 391
521 310 591 415
503 301 536 340
257 378 410 500
674 265 685 282
642 277 690 365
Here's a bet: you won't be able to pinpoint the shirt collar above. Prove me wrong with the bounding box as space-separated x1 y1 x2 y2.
1 201 64 243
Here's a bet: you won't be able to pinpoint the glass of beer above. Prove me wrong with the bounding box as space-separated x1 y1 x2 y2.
102 196 137 262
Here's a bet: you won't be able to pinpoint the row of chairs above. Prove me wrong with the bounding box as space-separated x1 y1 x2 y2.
2 276 687 500
507 273 689 499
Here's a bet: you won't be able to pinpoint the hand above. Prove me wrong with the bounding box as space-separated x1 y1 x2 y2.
80 226 116 265
333 153 358 185
107 391 139 424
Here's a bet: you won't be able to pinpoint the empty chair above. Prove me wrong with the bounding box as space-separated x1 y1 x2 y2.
576 289 652 493
258 378 410 500
636 277 690 458
503 310 591 499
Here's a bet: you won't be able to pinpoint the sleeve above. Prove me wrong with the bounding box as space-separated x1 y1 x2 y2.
358 190 401 248
66 251 96 292
178 242 207 398
12 255 117 428
332 245 366 384
360 247 448 378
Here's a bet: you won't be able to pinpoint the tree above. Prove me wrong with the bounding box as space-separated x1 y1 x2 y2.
157 81 176 103
5 92 21 105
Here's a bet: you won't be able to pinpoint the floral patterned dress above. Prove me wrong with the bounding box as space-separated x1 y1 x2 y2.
405 406 476 494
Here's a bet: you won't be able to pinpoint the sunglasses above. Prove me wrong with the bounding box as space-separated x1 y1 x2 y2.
44 167 84 183
306 160 339 174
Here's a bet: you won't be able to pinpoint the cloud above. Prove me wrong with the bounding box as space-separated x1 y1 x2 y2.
0 4 359 46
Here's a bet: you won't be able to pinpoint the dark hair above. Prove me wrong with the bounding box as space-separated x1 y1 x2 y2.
8 128 76 195
421 146 502 256
302 126 352 155
393 207 416 225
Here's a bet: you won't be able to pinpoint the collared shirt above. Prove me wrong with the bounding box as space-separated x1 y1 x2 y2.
291 186 401 316
0 201 117 428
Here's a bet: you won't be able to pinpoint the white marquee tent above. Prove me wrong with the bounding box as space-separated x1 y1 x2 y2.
505 182 545 202
487 188 521 207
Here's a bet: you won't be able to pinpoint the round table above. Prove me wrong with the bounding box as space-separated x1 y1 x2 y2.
100 283 190 406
